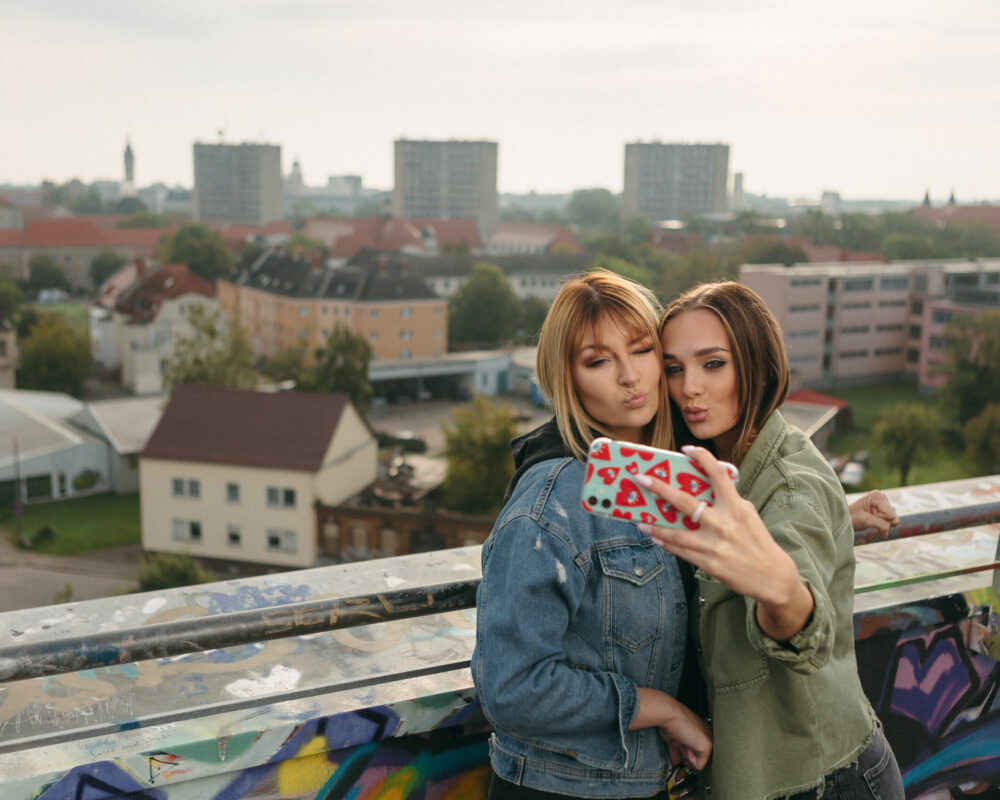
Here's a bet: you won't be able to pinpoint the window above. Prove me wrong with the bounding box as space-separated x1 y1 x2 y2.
172 519 202 542
843 277 874 292
875 347 903 356
842 301 872 310
0 341 6 357
227 525 241 546
434 306 443 316
906 348 920 363
839 350 868 359
929 335 947 351
299 306 307 317
226 482 240 503
877 299 906 308
267 529 297 552
369 332 378 343
58 473 67 496
790 278 822 287
909 325 922 339
911 300 924 315
787 330 818 338
172 478 200 498
876 324 904 332
400 349 411 359
369 309 378 320
915 275 928 292
434 328 442 339
789 304 821 313
266 487 296 507
840 325 870 335
400 329 411 341
401 308 412 319
789 354 816 364
932 310 953 325
879 276 909 291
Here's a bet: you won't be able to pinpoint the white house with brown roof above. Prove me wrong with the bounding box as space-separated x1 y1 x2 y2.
90 261 218 395
139 386 377 569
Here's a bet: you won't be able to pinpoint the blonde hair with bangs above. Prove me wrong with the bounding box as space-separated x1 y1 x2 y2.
536 270 673 461
659 281 790 464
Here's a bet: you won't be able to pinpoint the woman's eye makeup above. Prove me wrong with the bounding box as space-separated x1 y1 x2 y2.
705 358 727 370
663 363 682 375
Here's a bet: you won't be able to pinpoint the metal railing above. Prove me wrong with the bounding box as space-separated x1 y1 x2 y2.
2 502 998 685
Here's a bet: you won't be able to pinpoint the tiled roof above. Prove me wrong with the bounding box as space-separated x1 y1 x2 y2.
787 388 849 409
488 222 583 253
228 248 439 302
113 263 215 323
350 249 592 279
141 384 350 472
913 204 1000 231
300 216 483 259
21 218 107 247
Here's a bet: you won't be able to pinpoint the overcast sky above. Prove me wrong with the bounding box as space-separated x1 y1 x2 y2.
3 0 998 202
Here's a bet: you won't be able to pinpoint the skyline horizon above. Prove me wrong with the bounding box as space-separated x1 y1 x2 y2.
6 2 998 203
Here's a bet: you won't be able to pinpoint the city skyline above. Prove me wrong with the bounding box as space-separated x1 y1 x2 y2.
4 0 999 202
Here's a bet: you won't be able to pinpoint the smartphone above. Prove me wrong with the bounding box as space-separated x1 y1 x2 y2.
580 437 739 530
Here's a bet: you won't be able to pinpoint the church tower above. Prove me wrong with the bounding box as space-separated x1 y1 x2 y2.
122 140 136 196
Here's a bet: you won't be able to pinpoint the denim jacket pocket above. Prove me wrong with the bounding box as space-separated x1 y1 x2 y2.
599 544 665 653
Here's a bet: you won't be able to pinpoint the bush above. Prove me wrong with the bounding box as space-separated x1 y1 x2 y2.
31 525 56 548
376 432 428 454
72 470 100 491
138 552 216 591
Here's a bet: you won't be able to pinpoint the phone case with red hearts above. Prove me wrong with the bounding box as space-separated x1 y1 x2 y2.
580 437 739 530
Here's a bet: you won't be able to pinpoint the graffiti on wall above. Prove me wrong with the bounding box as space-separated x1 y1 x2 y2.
22 694 491 800
857 615 1000 799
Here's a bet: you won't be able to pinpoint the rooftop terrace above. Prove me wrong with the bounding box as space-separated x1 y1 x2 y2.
1 475 998 799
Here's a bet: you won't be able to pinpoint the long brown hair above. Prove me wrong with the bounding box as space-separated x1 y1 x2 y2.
537 270 673 460
659 281 789 464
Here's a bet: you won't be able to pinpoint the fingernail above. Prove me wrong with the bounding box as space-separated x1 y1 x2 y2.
637 523 653 535
635 474 653 488
681 445 695 454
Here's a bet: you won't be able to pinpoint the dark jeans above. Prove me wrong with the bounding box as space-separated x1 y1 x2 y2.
488 773 663 800
789 728 905 800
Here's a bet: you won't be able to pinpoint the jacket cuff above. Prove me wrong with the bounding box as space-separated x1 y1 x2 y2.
745 578 834 672
613 673 640 750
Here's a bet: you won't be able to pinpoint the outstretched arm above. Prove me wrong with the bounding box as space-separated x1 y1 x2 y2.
848 490 899 534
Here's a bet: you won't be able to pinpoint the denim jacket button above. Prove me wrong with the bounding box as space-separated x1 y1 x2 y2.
634 565 645 577
698 595 706 606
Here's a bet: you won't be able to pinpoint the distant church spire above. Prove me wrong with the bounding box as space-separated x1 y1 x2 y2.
922 189 931 208
948 189 956 206
122 139 136 198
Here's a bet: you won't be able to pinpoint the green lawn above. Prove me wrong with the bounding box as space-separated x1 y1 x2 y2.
2 493 140 555
822 381 975 490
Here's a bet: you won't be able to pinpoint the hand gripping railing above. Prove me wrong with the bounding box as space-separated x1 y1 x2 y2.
1 501 998 685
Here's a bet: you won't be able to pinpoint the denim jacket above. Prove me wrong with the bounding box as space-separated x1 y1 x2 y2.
694 412 879 800
472 456 688 798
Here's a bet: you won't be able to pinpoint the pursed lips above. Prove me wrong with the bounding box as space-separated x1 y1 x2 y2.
624 392 647 409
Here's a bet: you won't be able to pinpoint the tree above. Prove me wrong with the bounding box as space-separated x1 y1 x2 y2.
880 233 937 261
518 296 550 344
963 403 1000 476
441 396 519 514
163 306 258 391
138 553 215 591
737 237 808 267
872 403 942 487
158 223 233 281
0 278 23 321
937 311 1000 423
566 188 620 231
286 231 328 258
118 211 172 228
113 196 147 214
89 250 126 288
303 326 374 413
448 262 521 349
17 313 94 396
28 254 68 293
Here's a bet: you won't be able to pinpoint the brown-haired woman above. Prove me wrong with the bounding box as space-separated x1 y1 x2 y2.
637 281 904 799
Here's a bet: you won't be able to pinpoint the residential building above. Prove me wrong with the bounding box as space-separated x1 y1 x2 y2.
621 142 730 223
218 248 446 362
139 385 378 569
90 261 218 395
193 141 283 225
391 139 499 238
486 222 583 255
70 396 166 493
0 320 16 389
740 258 1000 389
0 389 109 506
300 216 481 262
0 195 24 229
912 201 1000 232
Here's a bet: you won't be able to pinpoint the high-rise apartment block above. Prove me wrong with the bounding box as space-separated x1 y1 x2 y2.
740 259 1000 390
193 142 283 225
621 142 729 223
391 139 499 237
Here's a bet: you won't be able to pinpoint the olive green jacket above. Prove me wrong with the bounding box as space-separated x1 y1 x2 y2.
693 411 878 800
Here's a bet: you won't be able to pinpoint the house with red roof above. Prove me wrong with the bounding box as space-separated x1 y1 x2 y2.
90 261 218 394
300 216 482 261
486 222 583 255
139 385 377 570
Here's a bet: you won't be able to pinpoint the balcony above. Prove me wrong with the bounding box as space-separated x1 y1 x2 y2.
1 475 999 799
